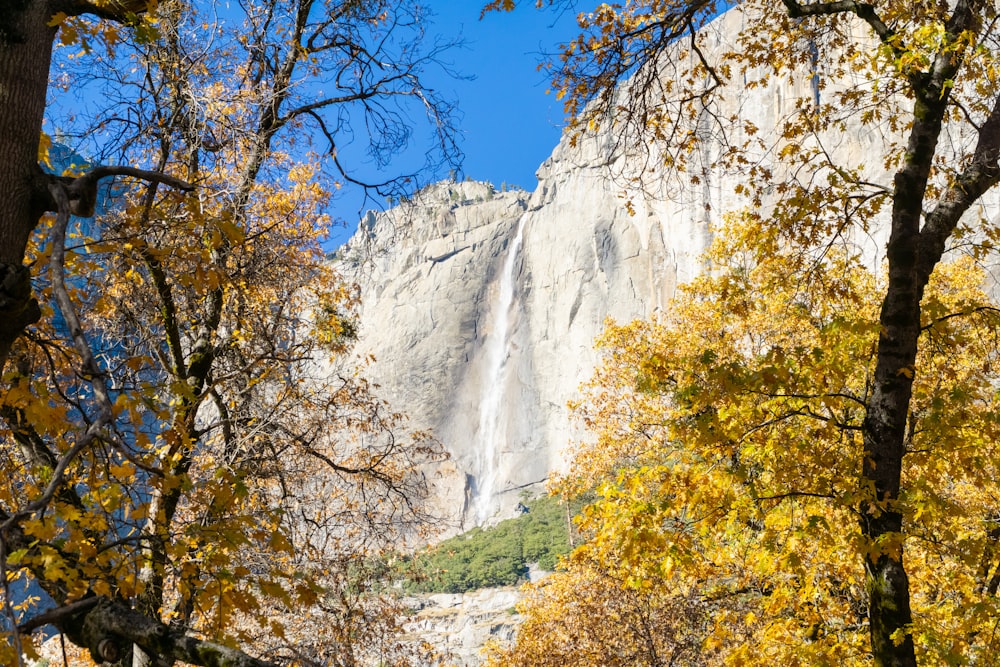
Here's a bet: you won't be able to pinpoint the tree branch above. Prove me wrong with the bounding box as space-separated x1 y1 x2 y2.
139 245 188 379
61 599 279 667
42 165 193 218
58 0 152 22
780 0 920 91
781 0 893 43
17 597 101 634
920 305 1000 331
917 91 1000 284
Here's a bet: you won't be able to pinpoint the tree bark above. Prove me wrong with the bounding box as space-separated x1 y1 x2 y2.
858 92 946 667
0 0 56 368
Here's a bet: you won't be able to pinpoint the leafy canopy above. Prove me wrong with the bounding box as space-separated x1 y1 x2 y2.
0 0 458 665
491 212 1000 666
483 0 1000 663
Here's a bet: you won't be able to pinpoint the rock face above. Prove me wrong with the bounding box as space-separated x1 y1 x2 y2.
331 7 807 530
401 587 524 666
335 6 1000 532
336 15 748 528
336 151 718 528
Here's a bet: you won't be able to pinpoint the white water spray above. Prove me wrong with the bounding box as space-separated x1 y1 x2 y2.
473 214 527 525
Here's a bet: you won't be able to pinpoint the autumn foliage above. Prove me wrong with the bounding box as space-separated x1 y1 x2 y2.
0 0 456 665
6 136 442 667
489 214 1000 666
479 0 1000 664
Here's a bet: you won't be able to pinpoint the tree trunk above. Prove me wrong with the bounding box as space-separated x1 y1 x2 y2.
862 276 920 667
860 92 950 667
0 0 55 369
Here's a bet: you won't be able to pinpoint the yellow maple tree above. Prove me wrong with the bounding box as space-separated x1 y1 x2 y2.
483 0 1000 663
490 212 1000 666
0 0 457 665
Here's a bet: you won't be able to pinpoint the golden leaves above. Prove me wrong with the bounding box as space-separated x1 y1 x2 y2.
37 132 53 171
7 114 431 667
496 210 1000 666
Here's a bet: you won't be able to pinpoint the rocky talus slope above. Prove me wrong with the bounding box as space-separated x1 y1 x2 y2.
401 587 523 667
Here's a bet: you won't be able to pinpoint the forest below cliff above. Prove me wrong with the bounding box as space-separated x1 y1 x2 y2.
3 1 1000 667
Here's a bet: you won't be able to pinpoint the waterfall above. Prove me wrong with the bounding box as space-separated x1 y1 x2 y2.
473 213 527 525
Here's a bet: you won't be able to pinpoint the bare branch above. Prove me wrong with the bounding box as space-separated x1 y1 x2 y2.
781 0 894 43
40 165 193 219
74 165 194 191
58 599 279 667
17 597 101 634
920 305 1000 331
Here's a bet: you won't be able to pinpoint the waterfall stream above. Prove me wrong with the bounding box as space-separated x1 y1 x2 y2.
473 213 527 525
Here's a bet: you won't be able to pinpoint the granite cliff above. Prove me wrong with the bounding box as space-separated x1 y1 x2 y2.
335 10 851 532
334 11 800 530
334 6 1000 534
335 142 719 528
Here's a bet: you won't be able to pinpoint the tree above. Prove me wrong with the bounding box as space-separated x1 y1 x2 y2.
0 0 456 665
490 213 1000 666
486 0 1000 664
484 547 715 667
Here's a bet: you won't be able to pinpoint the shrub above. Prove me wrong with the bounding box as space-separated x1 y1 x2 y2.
399 495 583 594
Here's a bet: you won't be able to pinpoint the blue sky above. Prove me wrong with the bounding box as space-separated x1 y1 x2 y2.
426 2 577 189
326 2 581 246
47 1 582 249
